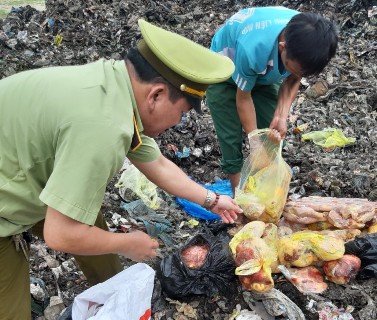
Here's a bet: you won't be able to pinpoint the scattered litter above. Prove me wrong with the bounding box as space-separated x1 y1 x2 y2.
293 123 310 134
166 298 198 319
235 309 263 320
368 6 377 25
243 289 305 320
317 302 354 320
30 277 50 317
116 164 161 209
166 144 190 158
120 199 173 246
291 166 300 175
44 296 65 320
305 80 329 99
187 219 199 227
302 128 356 149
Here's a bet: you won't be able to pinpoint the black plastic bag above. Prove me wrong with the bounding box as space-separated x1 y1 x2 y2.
345 233 377 279
57 304 72 320
158 233 236 299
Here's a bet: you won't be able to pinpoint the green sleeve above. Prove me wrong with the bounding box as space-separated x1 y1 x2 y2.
126 132 161 163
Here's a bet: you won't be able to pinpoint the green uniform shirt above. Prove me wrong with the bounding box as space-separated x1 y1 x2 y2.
0 59 161 237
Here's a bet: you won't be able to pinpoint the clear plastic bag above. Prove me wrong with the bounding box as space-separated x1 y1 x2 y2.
116 164 161 209
235 129 292 223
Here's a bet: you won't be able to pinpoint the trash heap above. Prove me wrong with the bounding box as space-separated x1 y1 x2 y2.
1 0 377 319
0 0 376 197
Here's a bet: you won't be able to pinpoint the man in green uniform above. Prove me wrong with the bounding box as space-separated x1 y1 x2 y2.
0 19 242 319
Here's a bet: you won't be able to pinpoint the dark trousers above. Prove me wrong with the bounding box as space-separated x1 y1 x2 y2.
0 212 122 320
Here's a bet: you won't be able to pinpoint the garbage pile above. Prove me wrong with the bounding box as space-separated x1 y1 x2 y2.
1 0 377 319
0 0 376 196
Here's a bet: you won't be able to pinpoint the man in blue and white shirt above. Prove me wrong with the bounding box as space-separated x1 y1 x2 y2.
206 7 338 193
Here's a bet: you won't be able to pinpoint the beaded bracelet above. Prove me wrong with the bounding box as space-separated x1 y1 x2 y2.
208 192 220 210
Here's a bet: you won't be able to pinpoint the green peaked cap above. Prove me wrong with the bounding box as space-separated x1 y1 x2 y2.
137 19 234 100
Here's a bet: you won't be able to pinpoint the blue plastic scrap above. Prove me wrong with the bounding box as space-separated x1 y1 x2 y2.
120 199 174 246
176 180 233 220
176 146 190 158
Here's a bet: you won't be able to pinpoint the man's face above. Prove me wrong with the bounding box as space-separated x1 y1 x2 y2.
280 44 303 79
141 89 191 138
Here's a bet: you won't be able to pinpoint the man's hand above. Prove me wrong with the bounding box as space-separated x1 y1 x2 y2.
271 74 301 139
210 195 243 224
120 231 159 262
269 116 287 140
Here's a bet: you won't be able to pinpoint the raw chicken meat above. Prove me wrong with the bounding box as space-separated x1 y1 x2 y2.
181 243 209 269
322 254 361 284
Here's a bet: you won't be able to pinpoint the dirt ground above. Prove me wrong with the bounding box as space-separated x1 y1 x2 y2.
1 0 377 319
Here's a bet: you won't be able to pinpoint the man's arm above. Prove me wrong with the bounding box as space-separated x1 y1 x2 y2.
236 87 257 135
44 207 159 261
131 155 242 223
270 74 301 138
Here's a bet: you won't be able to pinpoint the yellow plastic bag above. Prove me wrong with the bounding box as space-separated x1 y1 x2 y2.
278 231 345 267
229 221 266 255
116 164 161 209
302 128 356 148
235 129 292 223
229 221 278 292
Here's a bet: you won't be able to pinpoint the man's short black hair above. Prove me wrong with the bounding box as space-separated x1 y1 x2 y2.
126 47 201 112
284 12 338 77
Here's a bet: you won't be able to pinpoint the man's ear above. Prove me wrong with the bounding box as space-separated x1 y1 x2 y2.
146 83 167 112
278 41 286 51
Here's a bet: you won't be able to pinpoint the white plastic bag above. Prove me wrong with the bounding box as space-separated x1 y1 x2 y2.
72 263 155 320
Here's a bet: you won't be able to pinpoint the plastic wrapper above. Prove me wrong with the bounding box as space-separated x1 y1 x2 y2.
229 221 278 292
278 231 345 267
158 233 236 299
235 238 275 292
302 128 356 148
115 164 161 209
345 233 377 279
235 129 292 224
